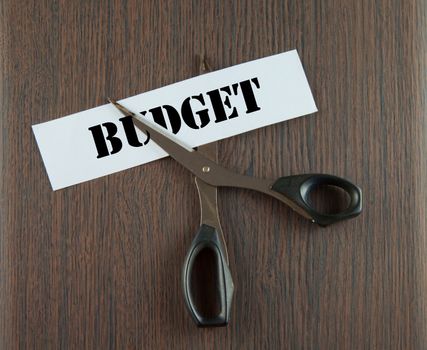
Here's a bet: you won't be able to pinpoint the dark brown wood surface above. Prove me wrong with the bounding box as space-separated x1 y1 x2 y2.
1 1 426 349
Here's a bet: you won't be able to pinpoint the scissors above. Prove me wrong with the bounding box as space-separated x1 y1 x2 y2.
108 59 362 328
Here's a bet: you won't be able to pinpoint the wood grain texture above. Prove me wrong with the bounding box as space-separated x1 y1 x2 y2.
1 0 426 349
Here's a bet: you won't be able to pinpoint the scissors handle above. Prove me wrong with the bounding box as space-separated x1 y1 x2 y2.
182 224 234 327
271 174 362 226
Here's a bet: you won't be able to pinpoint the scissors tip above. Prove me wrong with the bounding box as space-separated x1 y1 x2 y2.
107 98 134 117
199 55 212 74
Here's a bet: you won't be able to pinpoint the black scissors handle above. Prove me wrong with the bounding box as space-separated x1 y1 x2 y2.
182 224 234 327
271 174 362 226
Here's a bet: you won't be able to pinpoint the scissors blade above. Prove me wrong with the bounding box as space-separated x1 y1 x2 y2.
107 98 232 183
107 98 310 219
194 141 224 243
197 142 218 163
108 98 284 199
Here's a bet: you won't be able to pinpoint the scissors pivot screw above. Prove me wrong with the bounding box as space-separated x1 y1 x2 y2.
202 166 211 173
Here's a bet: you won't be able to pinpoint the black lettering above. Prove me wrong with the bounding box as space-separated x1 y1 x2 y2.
88 122 122 158
119 116 143 147
148 105 181 134
206 86 238 123
239 78 261 113
181 94 210 129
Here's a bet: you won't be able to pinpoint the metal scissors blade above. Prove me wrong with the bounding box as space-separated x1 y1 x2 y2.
193 143 230 264
107 98 256 187
107 98 313 216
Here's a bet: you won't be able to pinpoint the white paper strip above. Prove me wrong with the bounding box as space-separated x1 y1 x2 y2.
32 50 317 190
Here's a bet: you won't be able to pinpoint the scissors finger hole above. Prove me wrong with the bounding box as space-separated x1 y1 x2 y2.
304 184 351 215
189 247 221 319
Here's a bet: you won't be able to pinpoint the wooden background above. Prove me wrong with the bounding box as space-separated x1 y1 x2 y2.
1 0 426 349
